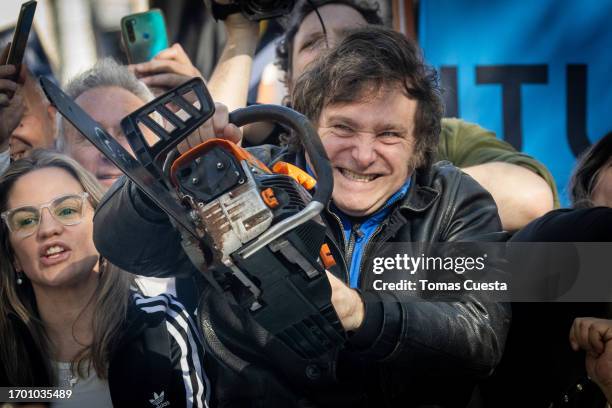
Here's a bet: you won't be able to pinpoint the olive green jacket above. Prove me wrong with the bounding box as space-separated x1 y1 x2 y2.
437 118 559 207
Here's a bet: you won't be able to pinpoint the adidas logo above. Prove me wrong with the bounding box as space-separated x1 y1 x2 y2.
149 391 170 408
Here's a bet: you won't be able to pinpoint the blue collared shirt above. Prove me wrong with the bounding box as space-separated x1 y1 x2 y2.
331 180 411 288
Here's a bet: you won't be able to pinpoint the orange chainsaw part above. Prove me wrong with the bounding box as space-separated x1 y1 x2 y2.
260 187 279 208
319 243 336 269
170 138 272 186
272 161 317 190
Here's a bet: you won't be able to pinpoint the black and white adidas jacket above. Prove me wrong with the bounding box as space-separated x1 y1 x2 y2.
108 292 210 408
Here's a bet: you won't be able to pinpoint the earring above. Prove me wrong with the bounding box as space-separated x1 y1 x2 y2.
16 271 24 285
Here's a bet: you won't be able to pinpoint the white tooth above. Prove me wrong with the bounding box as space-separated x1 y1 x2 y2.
45 246 65 255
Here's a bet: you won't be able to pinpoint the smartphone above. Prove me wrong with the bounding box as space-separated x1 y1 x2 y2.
121 9 169 64
5 0 37 72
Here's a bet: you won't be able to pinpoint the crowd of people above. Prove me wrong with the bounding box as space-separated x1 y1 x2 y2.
0 1 611 407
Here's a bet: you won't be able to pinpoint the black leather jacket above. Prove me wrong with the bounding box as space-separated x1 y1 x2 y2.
93 145 510 408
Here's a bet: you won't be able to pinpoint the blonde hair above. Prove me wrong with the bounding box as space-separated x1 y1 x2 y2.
0 149 134 385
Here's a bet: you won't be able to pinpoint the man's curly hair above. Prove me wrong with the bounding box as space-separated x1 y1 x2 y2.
275 0 383 86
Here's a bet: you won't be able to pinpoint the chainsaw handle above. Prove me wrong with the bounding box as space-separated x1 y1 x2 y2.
229 104 333 206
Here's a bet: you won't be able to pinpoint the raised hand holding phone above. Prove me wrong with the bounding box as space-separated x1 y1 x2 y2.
121 9 202 95
129 43 204 95
121 8 168 64
0 44 27 153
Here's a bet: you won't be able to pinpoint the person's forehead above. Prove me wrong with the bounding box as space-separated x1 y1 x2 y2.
297 4 368 40
320 86 415 124
75 86 145 126
7 167 82 208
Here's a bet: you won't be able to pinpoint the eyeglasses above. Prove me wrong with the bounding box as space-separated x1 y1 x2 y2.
1 192 90 238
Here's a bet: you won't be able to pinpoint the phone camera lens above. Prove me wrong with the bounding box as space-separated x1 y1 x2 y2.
127 19 136 42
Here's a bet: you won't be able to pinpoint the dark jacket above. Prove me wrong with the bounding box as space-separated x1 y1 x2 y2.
110 292 209 407
0 292 209 408
93 145 510 408
478 208 612 408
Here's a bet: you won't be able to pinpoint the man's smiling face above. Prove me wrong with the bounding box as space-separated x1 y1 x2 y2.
316 85 418 216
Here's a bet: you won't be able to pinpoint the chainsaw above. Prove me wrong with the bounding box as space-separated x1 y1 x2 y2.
41 77 346 360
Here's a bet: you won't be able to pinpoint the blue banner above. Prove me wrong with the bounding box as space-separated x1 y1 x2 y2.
419 0 612 205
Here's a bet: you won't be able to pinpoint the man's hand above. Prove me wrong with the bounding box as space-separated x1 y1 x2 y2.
176 102 242 154
570 317 612 403
130 43 203 95
0 45 26 152
326 271 365 332
206 0 259 112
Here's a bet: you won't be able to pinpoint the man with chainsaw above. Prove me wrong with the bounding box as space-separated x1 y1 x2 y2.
210 0 557 232
93 26 510 407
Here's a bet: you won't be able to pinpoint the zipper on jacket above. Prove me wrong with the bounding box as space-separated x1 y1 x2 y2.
326 207 351 284
356 224 386 288
345 222 362 269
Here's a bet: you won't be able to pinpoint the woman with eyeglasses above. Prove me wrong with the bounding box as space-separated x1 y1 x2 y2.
0 149 209 407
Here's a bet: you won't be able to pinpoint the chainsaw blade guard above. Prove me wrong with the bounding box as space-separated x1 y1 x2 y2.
120 78 215 181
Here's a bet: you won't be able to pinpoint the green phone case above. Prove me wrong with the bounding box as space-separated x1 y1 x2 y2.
121 9 169 64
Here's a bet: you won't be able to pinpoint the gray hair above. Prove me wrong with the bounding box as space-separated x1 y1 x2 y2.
56 58 154 151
